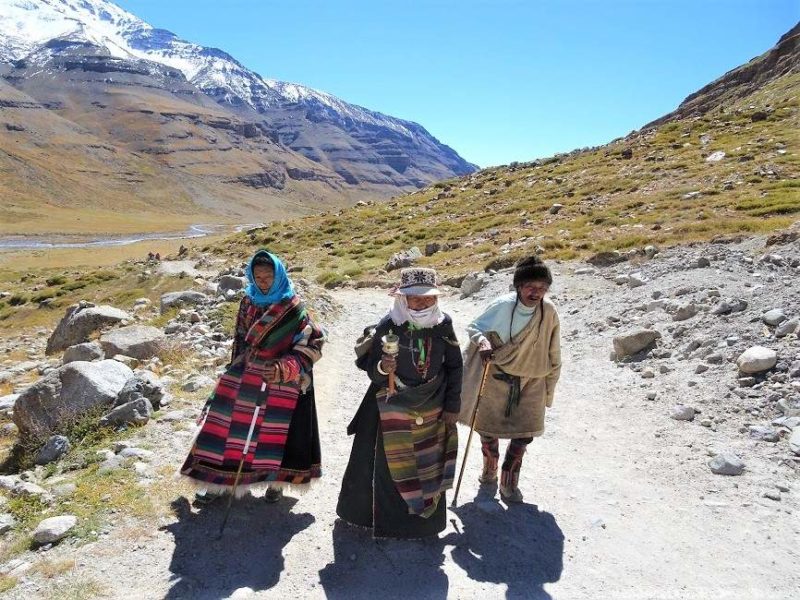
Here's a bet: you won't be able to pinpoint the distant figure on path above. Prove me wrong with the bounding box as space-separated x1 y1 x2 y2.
458 256 561 503
180 250 325 504
337 267 462 538
178 244 188 256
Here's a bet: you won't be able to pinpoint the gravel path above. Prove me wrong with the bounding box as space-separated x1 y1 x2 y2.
6 249 799 599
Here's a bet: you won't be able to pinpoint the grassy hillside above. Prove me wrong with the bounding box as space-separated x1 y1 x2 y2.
208 73 799 286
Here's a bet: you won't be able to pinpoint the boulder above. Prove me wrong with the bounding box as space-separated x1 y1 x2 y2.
385 247 422 272
789 429 800 456
775 318 798 338
13 360 133 436
586 251 626 267
0 394 18 416
673 303 699 321
670 405 696 421
115 372 166 410
424 242 441 257
46 302 132 354
160 291 208 314
218 275 247 294
100 326 165 360
0 513 15 535
748 425 779 443
182 374 216 392
32 515 77 546
736 346 778 374
460 272 487 299
712 298 748 315
708 453 745 476
763 309 787 326
34 435 71 465
99 397 153 427
612 329 661 358
62 342 104 364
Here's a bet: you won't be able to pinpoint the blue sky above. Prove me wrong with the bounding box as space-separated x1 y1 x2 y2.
116 0 798 168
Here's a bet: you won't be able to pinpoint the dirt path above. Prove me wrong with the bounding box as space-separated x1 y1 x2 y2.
7 274 798 599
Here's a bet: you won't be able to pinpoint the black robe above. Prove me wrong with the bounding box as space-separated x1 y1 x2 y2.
337 314 462 538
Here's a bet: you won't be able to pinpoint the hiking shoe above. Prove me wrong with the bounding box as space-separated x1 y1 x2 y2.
500 485 524 504
193 491 221 506
264 486 283 504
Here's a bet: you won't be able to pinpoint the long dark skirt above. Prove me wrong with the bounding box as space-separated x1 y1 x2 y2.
336 386 446 538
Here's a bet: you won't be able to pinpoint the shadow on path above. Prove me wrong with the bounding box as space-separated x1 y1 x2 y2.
319 519 449 600
161 495 314 599
446 486 564 599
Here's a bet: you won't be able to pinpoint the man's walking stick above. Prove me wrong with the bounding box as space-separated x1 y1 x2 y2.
218 381 267 538
451 361 491 508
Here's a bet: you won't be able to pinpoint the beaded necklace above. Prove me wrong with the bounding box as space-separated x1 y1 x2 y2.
408 323 433 379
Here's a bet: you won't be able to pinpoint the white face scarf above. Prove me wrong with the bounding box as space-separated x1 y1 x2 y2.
388 295 445 329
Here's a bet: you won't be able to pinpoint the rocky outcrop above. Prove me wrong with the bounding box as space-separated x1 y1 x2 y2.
13 360 133 436
99 325 166 360
46 302 132 354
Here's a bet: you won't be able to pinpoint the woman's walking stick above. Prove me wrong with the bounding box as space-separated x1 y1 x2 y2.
451 361 492 508
218 381 267 538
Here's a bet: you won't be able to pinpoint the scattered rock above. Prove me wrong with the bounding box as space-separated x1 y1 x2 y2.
0 513 15 535
712 299 748 315
673 303 699 321
182 374 216 392
612 329 661 358
32 515 77 546
748 425 779 443
775 318 798 338
705 151 726 162
587 251 626 267
35 435 71 465
217 275 247 294
460 272 487 299
549 204 564 214
160 291 208 314
62 342 104 364
708 453 745 476
763 309 787 326
424 242 441 257
789 429 800 456
385 247 422 272
99 398 153 427
670 405 696 421
736 346 778 374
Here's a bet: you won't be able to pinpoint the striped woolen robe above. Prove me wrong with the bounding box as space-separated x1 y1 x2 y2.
180 295 324 494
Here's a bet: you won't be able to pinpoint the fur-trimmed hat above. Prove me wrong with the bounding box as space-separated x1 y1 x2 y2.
513 255 552 287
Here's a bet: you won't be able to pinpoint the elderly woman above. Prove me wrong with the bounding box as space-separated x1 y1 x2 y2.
181 250 325 504
337 267 462 538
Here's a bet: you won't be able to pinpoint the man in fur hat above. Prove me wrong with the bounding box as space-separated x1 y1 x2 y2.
458 255 562 503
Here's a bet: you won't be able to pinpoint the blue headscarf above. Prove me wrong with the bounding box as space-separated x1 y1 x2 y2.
245 250 296 307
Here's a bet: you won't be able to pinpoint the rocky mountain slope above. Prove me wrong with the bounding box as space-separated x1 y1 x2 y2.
209 24 798 288
0 0 476 235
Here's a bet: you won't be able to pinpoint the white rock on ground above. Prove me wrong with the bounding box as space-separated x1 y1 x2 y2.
32 515 77 545
736 346 778 374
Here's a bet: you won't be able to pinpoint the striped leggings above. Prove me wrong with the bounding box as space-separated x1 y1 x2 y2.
479 435 533 472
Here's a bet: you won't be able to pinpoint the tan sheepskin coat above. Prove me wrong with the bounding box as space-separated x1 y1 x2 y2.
458 298 561 438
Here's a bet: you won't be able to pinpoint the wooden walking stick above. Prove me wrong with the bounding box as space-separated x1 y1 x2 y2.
218 380 267 538
451 361 492 508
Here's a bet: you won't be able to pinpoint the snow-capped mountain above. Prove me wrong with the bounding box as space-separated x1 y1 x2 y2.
0 0 470 149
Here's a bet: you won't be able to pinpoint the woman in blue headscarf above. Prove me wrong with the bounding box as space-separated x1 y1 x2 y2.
182 250 325 505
